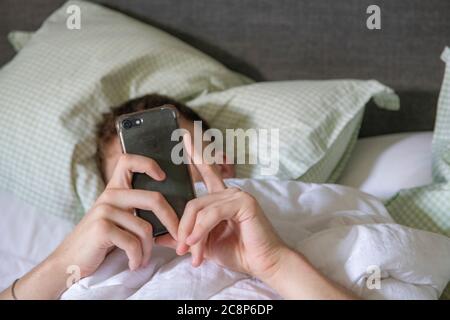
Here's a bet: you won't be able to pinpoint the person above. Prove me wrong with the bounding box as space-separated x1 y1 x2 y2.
0 94 355 300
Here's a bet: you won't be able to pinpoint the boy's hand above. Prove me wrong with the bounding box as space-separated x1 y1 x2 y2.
50 154 179 278
156 136 287 281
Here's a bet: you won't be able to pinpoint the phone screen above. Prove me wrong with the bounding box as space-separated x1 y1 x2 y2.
116 105 196 237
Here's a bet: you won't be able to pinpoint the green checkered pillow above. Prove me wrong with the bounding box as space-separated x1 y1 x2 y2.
386 48 450 237
7 30 33 51
0 0 248 222
432 47 450 182
188 80 398 181
1 0 398 224
385 47 450 299
386 183 450 237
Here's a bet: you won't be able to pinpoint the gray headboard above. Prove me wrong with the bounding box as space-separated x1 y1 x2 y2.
1 0 449 136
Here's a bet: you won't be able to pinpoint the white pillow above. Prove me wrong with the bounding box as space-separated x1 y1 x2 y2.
338 132 433 200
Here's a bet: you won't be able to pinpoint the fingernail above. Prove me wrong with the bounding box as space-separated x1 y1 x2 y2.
192 258 202 268
176 243 184 255
186 235 195 246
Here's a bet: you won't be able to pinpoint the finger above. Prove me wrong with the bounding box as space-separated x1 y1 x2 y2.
100 205 153 267
177 189 238 254
107 225 143 270
183 133 226 193
98 189 179 241
107 154 166 189
190 236 207 268
186 201 237 246
155 233 177 249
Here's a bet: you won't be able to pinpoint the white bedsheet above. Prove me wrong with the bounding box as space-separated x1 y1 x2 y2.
57 179 450 300
0 190 74 292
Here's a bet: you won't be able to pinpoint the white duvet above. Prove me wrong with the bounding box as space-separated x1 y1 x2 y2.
1 179 449 299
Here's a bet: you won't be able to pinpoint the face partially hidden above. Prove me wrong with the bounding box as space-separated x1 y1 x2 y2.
101 116 235 184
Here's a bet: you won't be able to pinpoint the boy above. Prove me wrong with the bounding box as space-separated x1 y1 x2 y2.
0 94 354 300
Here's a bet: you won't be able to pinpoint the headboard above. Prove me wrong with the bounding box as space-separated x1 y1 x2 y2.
1 0 449 136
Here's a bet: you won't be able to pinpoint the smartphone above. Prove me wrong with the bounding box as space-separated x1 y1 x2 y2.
116 105 196 237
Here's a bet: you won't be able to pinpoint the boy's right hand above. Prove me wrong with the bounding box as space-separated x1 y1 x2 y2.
49 154 179 278
156 134 288 283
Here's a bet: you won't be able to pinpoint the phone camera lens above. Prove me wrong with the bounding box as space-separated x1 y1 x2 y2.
122 120 133 129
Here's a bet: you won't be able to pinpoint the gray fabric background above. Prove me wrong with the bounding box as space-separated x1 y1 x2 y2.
0 0 449 136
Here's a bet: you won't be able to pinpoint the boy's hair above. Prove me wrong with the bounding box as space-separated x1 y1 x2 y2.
96 93 209 163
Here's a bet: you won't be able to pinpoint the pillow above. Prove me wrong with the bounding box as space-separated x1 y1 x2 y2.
338 132 433 201
432 47 450 182
188 80 398 181
386 48 450 236
0 0 248 222
7 31 33 51
386 48 450 237
0 0 398 223
385 48 450 299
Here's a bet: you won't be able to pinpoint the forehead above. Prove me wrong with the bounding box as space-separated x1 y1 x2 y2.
102 135 122 157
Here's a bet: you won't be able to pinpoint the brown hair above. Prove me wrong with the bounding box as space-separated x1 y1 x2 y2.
96 93 209 167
